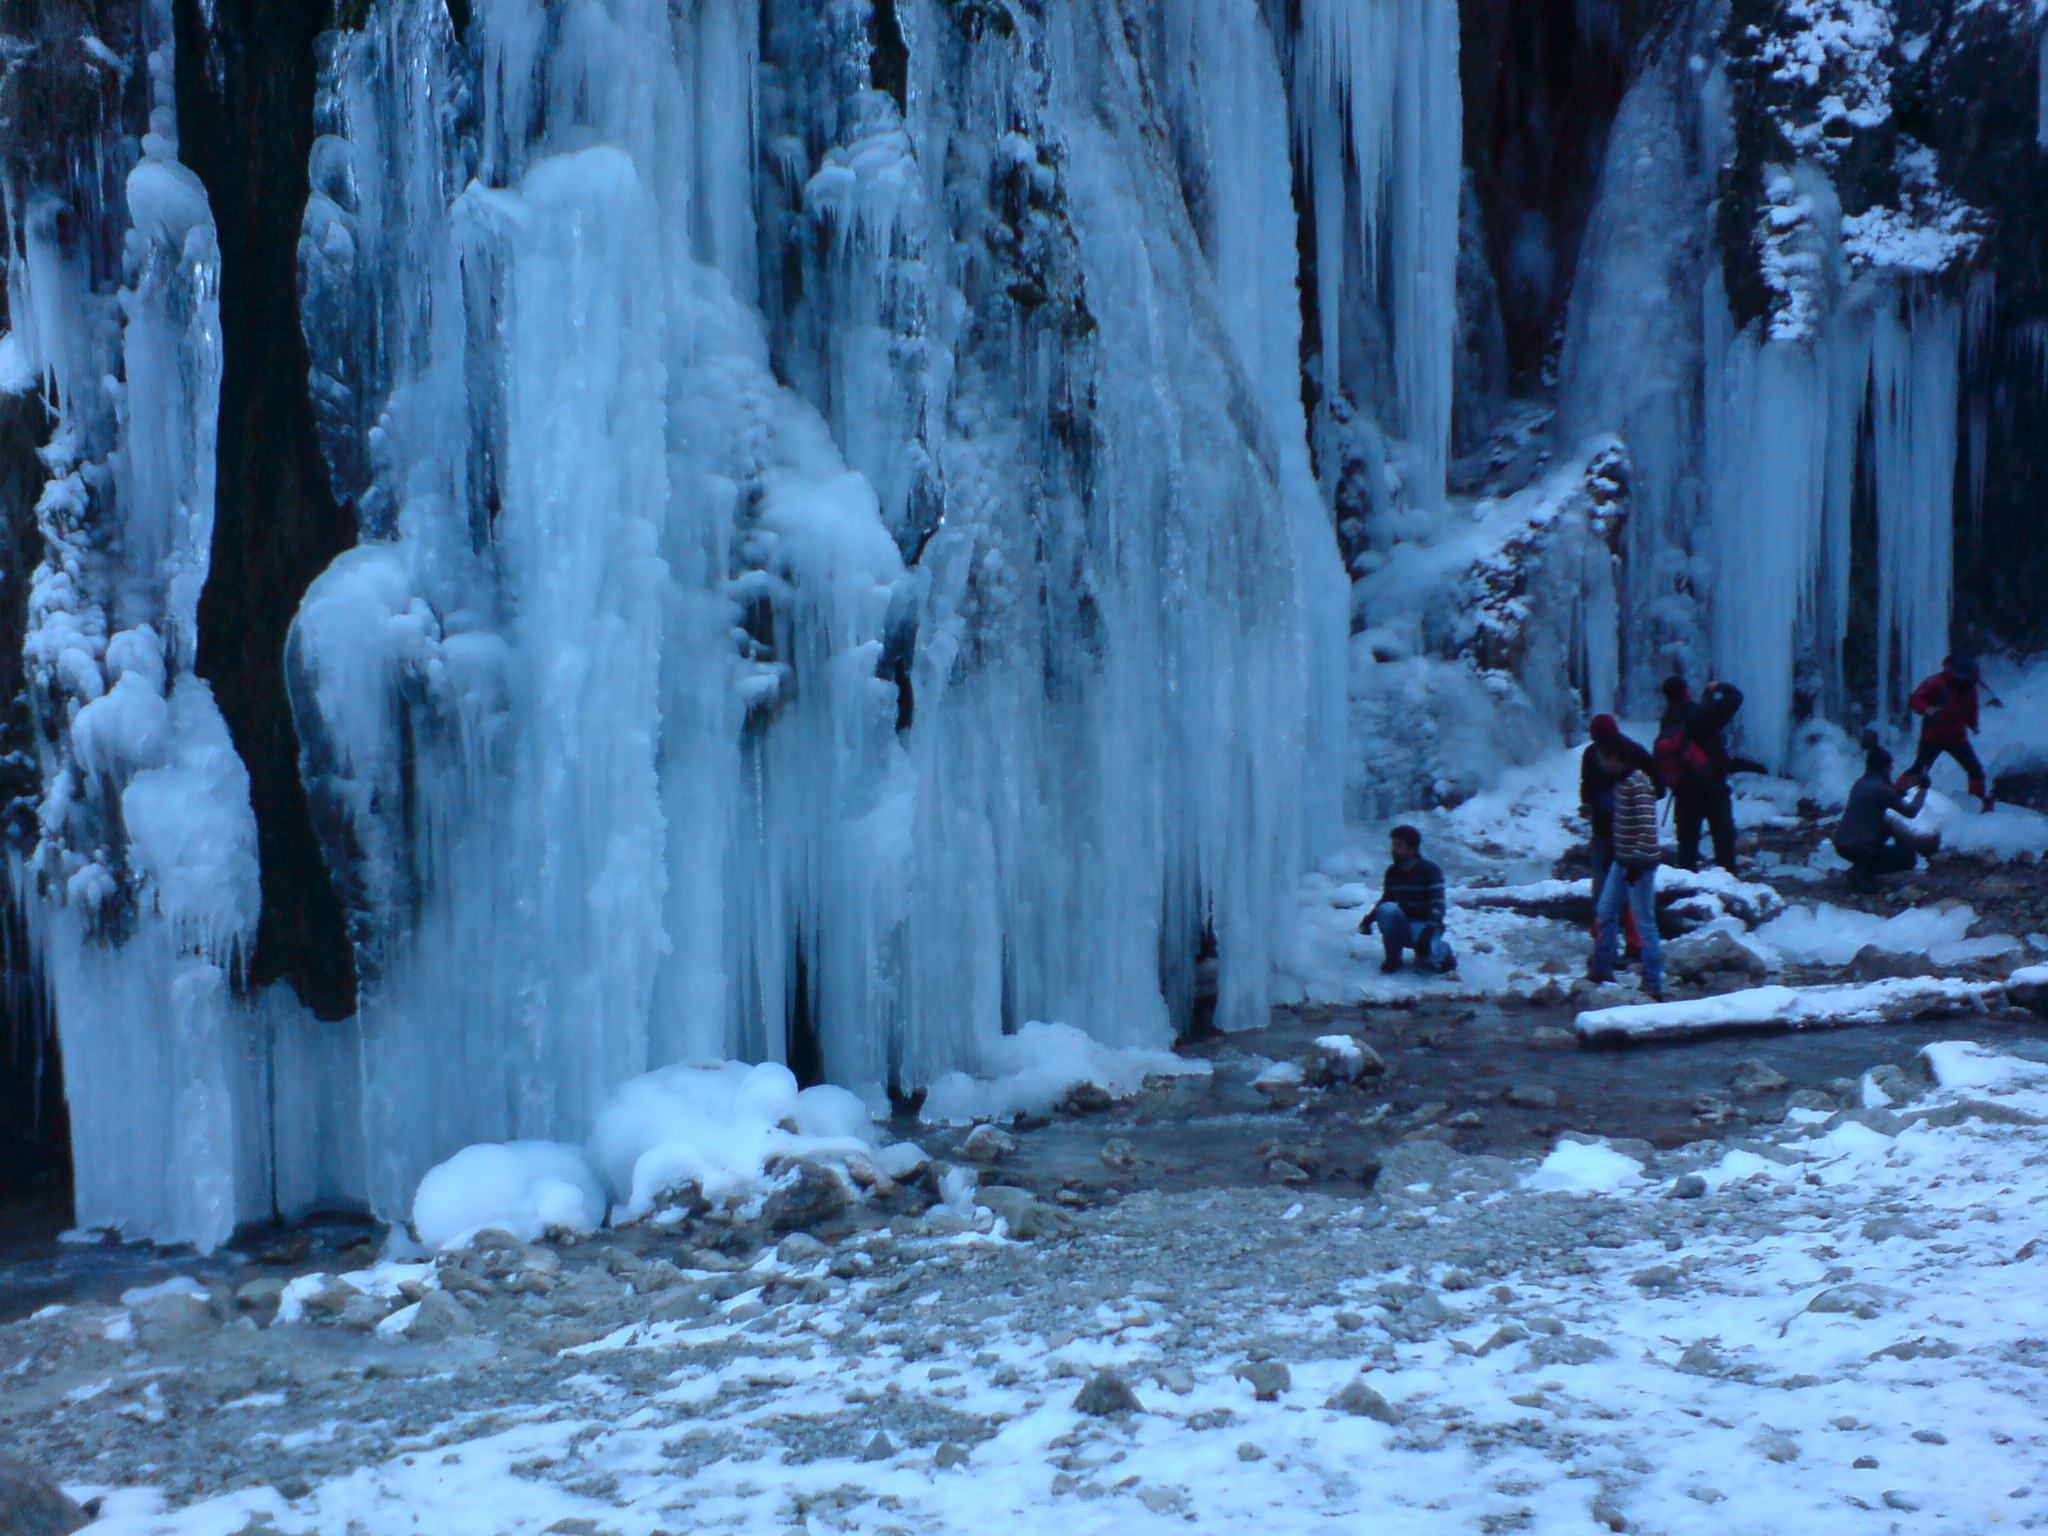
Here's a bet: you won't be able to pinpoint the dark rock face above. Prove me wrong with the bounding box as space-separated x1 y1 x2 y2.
0 1452 90 1536
173 0 360 1020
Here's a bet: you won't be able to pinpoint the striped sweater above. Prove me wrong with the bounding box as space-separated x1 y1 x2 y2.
1381 856 1447 926
1610 769 1662 869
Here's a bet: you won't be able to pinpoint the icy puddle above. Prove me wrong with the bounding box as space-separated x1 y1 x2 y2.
5 1040 2047 1536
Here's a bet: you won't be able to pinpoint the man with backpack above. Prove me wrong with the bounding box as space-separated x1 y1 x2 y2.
1585 741 1665 1001
1580 714 1656 960
1898 654 1996 812
1655 677 1758 873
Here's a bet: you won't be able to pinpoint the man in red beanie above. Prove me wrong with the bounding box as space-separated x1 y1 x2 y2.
1580 714 1658 960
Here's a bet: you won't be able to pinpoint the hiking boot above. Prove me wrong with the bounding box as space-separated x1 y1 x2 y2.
1980 795 1997 814
1379 958 1403 975
1584 967 1615 985
1642 984 1666 1003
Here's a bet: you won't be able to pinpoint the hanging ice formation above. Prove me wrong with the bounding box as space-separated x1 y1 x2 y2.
1557 0 1975 766
6 0 1353 1246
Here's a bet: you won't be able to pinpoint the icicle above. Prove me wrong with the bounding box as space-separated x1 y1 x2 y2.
1868 289 1960 724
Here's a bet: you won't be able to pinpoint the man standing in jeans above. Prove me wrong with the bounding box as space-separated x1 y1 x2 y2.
1361 825 1456 975
1585 743 1665 1001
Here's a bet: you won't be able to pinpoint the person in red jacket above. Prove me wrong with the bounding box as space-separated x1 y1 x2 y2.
1898 654 1995 811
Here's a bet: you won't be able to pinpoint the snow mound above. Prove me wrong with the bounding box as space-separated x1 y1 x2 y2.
1524 1138 1645 1194
1910 792 2048 861
1575 977 1999 1042
1756 900 2017 966
589 1060 878 1220
919 1021 1209 1125
412 1141 608 1251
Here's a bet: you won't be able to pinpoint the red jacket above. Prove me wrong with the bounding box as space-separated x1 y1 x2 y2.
1910 670 1979 745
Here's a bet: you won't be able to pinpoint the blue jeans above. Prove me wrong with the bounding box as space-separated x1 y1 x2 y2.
1371 902 1453 969
1591 865 1661 987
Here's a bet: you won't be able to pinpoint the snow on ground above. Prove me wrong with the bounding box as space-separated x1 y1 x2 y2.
49 1041 2048 1536
1283 720 2043 1012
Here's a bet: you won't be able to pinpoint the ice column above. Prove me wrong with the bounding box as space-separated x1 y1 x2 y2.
1297 0 1462 510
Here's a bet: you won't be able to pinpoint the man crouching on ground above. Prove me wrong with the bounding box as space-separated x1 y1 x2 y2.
1362 825 1456 975
1585 745 1665 1001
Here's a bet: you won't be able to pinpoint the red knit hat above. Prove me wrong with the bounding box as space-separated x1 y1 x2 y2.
1589 714 1621 742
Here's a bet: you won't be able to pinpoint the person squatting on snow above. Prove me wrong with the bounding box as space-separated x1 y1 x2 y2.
1586 745 1664 1000
1361 825 1456 975
1655 677 1761 873
1580 714 1657 960
1899 654 1997 812
1836 742 1938 888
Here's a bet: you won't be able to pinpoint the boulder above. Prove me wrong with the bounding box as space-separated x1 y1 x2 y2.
1072 1370 1143 1416
1846 945 1936 982
0 1453 90 1536
235 1277 287 1327
398 1289 476 1342
1728 1058 1789 1097
1233 1360 1290 1401
1300 1035 1385 1087
132 1292 218 1349
762 1159 855 1232
1665 926 1774 982
1325 1379 1401 1423
960 1125 1017 1164
2008 965 2048 1018
1503 1083 1557 1110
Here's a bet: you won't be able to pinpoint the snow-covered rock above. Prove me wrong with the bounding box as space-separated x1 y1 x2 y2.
1575 977 2001 1043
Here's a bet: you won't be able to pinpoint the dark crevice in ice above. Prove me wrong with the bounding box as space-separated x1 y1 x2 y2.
174 0 360 1021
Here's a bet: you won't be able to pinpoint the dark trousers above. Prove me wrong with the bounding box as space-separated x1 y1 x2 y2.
1674 787 1736 871
1835 838 1920 879
1587 831 1642 953
1903 737 1986 798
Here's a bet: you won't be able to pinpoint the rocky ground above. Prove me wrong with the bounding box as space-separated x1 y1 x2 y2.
6 789 2048 1535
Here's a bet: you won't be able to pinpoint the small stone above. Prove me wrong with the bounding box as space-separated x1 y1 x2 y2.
1853 1456 1879 1469
1099 1138 1138 1171
273 1475 312 1501
974 1185 1073 1241
337 1293 394 1331
1528 1026 1576 1048
1666 926 1772 982
861 1431 895 1462
1439 1268 1476 1291
1333 1310 1366 1331
1754 1433 1800 1463
646 1285 712 1323
0 1451 91 1536
1729 1058 1790 1097
1447 1110 1483 1128
400 1289 475 1342
776 1233 828 1265
1911 1429 1947 1445
236 1277 287 1327
1677 1341 1731 1377
1266 1157 1310 1184
1233 1360 1290 1401
1072 1370 1143 1416
1325 1379 1401 1423
1669 1174 1707 1200
1686 1488 1726 1505
298 1276 364 1321
1589 1494 1628 1532
631 1258 686 1294
1235 1442 1265 1462
1630 1264 1683 1292
133 1291 219 1348
933 1443 970 1469
1062 1081 1115 1115
1881 1491 1920 1513
1786 1088 1835 1112
1504 1084 1558 1110
962 1124 1018 1164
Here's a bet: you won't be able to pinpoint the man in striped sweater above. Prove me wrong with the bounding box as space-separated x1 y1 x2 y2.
1362 826 1456 975
1586 744 1665 1000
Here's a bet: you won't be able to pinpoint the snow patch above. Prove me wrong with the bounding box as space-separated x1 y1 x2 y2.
918 1021 1209 1125
411 1142 607 1251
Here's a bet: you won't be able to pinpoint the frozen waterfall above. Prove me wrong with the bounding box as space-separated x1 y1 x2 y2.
1 0 2014 1247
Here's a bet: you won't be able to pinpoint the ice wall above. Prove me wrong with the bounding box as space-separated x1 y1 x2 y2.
3 0 1346 1238
1558 7 1968 766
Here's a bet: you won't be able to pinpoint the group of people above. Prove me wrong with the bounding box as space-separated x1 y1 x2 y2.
1358 655 2000 990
